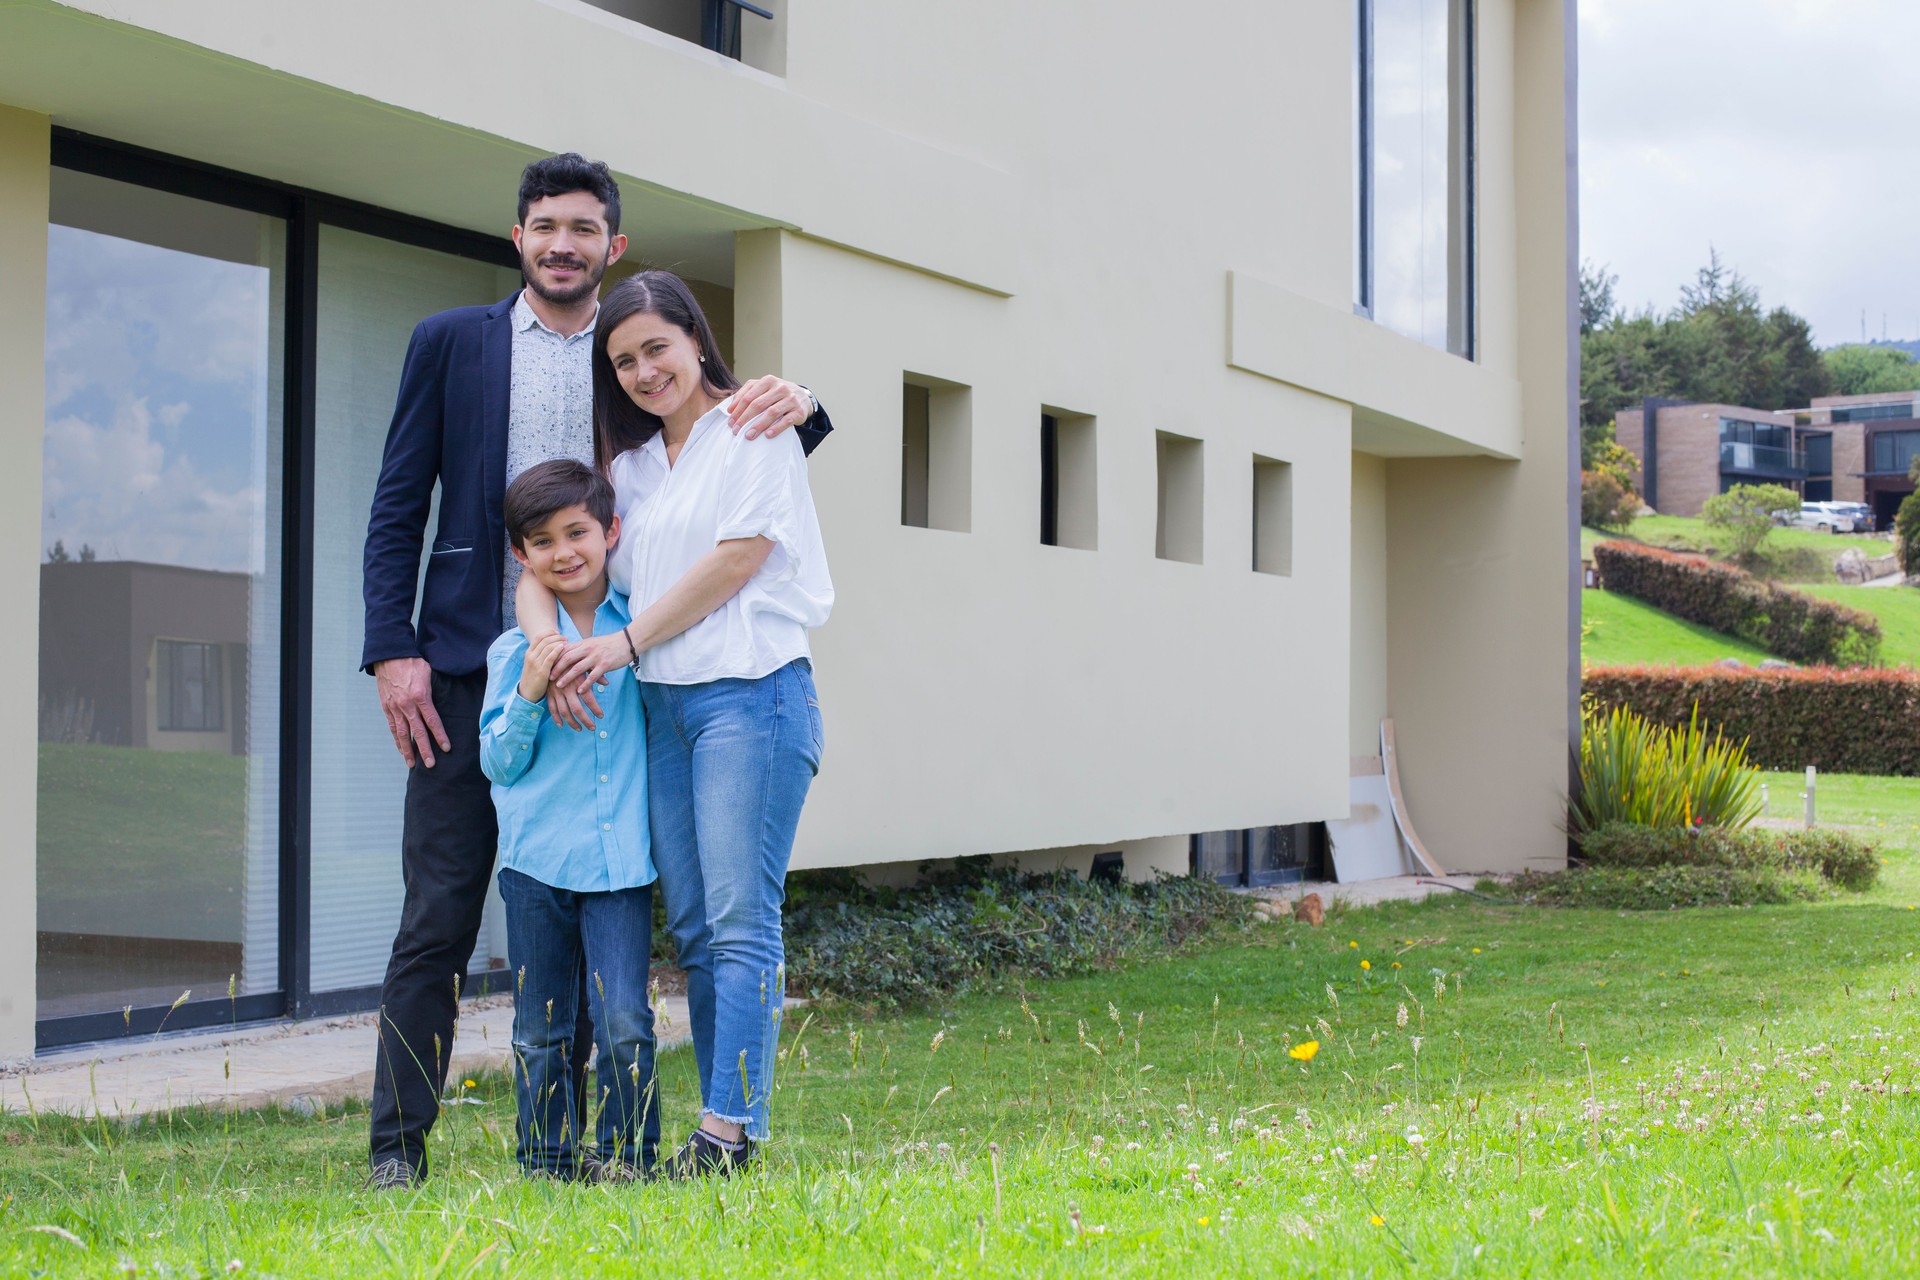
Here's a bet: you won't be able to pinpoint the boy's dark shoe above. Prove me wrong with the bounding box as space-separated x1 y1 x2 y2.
364 1157 422 1192
666 1128 757 1180
580 1152 656 1185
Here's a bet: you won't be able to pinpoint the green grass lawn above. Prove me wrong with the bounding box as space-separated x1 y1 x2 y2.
1802 584 1920 668
1583 516 1890 585
1581 589 1773 668
5 788 1920 1276
35 743 249 940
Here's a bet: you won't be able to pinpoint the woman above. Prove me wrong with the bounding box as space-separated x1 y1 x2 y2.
520 270 831 1176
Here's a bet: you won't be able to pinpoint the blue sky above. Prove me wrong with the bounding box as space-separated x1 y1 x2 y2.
41 225 271 574
1580 0 1920 347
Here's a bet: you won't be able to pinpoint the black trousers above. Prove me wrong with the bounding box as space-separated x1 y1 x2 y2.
367 668 592 1175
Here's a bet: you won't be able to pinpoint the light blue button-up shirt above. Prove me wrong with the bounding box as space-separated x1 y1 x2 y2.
480 590 653 893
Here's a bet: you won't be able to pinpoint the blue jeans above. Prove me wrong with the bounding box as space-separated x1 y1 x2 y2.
642 658 822 1142
498 868 661 1175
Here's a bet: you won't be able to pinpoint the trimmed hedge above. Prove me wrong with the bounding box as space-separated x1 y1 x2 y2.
782 862 1254 1009
1592 541 1881 666
1584 664 1920 775
1580 822 1880 891
1511 865 1828 909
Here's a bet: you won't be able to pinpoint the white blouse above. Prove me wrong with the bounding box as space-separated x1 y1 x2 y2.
607 400 833 684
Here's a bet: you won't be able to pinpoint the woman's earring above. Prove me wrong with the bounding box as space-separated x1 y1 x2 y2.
699 354 706 362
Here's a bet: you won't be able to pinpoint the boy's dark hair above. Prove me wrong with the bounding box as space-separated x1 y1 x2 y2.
591 271 741 472
504 459 617 550
517 153 622 234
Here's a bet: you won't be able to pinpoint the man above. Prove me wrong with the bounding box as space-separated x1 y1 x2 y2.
360 153 830 1189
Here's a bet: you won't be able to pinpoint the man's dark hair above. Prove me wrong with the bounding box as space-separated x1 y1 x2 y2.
517 153 622 234
504 459 617 550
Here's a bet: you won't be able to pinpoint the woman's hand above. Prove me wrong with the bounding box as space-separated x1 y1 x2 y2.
550 629 635 696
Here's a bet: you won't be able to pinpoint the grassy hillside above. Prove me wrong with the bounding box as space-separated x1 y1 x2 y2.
1583 514 1887 585
1580 588 1773 668
1803 584 1920 668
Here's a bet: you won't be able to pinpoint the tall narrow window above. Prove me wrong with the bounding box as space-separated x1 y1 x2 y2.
1155 432 1204 564
901 375 971 533
1040 408 1098 550
1356 0 1475 357
38 170 284 1025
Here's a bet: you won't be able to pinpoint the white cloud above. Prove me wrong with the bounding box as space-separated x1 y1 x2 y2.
1579 0 1920 345
42 394 263 574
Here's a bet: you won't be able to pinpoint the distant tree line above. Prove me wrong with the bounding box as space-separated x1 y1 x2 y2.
1579 251 1920 468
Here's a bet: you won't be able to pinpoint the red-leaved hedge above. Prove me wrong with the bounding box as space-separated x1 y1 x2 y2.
1592 541 1881 667
1584 664 1920 775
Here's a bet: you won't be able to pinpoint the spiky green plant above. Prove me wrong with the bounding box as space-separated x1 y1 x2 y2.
1572 703 1762 836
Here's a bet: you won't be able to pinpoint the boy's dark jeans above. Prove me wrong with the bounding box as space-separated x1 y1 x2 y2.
499 868 661 1176
368 668 592 1177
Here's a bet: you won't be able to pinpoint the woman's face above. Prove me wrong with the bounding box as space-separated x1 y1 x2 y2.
605 311 708 423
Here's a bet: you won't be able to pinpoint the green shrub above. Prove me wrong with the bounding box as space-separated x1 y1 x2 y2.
1897 487 1920 575
1579 821 1880 891
1592 540 1882 667
1582 469 1638 532
1511 865 1828 910
782 862 1254 1009
1700 482 1800 563
1584 664 1920 775
1572 703 1762 834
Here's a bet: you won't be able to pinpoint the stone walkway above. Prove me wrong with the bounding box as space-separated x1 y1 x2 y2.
0 993 691 1119
1244 873 1493 909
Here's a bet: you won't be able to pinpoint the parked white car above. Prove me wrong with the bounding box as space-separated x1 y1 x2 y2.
1785 502 1858 534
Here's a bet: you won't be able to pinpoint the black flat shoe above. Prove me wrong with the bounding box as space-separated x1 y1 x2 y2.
665 1128 756 1180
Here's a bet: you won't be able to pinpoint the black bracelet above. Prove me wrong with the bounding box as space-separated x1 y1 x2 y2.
623 624 640 667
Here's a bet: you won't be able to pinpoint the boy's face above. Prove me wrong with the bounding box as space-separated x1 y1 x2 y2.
511 503 619 597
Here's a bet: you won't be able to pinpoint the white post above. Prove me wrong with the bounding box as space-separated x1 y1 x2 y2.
1759 783 1769 816
1804 765 1817 829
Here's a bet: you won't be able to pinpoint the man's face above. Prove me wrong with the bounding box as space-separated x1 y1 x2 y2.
510 502 619 599
511 191 628 308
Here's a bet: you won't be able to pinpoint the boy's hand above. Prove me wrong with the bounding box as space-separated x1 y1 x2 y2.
517 633 567 704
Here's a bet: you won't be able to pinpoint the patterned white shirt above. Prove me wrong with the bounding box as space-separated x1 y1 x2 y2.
502 292 597 626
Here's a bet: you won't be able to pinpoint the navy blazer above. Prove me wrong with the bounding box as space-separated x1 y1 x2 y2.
362 291 833 676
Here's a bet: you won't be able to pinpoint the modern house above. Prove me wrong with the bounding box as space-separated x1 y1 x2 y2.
1614 390 1920 524
1807 392 1920 529
1613 399 1857 517
0 0 1579 1056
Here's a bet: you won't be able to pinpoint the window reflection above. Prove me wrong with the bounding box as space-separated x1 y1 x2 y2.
36 171 283 1022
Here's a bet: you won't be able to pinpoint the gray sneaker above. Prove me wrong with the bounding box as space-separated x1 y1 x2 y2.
363 1157 420 1191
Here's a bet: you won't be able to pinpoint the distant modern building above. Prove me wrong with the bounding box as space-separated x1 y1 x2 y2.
1807 391 1920 529
1611 389 1920 521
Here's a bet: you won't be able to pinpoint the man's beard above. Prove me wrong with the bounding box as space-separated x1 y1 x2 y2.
522 251 606 307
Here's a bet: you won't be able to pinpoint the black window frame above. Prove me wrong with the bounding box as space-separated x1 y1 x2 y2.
155 639 225 733
37 129 519 1050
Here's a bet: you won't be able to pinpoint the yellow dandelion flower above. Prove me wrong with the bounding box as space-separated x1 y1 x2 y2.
1369 1214 1385 1227
1471 947 1482 954
462 1079 477 1089
1390 962 1402 970
1197 1216 1211 1226
1289 1040 1320 1062
1349 941 1359 949
1361 960 1372 971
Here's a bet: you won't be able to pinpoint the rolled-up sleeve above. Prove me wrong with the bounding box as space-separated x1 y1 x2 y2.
715 432 805 582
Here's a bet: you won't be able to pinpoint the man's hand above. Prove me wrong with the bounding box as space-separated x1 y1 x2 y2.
728 377 814 440
374 656 450 768
517 633 566 704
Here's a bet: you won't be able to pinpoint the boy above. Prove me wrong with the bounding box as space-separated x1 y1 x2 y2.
480 459 658 1181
